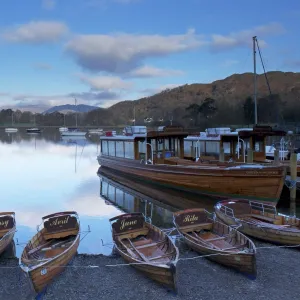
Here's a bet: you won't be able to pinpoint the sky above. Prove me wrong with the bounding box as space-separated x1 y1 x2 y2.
0 0 299 112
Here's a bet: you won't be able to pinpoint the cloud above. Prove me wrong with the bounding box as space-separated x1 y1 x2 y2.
42 0 56 10
33 63 52 70
79 75 133 90
1 89 123 112
221 59 239 67
0 92 10 97
210 23 285 52
65 29 204 73
128 65 184 78
1 21 68 44
68 91 119 101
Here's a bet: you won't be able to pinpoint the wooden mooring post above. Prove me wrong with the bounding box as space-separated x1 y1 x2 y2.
247 149 253 163
219 147 224 162
274 149 279 165
290 153 297 206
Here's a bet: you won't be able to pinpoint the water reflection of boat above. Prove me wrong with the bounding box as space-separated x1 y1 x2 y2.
99 170 176 227
98 167 214 211
61 135 87 145
99 168 215 228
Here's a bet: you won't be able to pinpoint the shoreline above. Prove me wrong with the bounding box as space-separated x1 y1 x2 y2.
1 240 300 300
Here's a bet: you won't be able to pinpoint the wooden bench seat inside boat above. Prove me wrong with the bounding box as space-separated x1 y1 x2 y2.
185 230 244 251
180 223 213 232
27 236 75 262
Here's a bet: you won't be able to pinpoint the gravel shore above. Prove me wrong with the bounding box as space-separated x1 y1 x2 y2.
1 240 300 300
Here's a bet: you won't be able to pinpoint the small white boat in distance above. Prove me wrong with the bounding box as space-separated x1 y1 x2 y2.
26 128 42 134
61 129 86 137
5 128 18 133
5 111 18 133
59 127 69 132
88 128 103 135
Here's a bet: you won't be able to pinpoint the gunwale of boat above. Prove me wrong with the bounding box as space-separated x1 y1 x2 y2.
110 212 179 290
173 208 257 278
215 200 300 231
100 154 285 173
214 200 300 245
0 212 16 255
19 211 80 272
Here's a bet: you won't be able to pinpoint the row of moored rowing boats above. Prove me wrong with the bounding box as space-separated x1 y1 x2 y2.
1 201 300 295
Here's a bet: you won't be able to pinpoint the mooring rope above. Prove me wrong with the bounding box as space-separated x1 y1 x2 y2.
1 243 300 270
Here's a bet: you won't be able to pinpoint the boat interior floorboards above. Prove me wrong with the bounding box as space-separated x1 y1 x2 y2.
121 235 172 264
187 230 242 252
28 236 75 262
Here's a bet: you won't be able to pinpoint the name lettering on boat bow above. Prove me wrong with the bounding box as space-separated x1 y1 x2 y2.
50 216 70 227
176 211 208 226
0 216 14 230
183 215 199 224
112 216 144 233
120 219 137 231
44 215 77 233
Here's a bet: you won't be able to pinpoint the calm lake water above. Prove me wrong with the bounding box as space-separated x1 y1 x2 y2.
1 128 299 258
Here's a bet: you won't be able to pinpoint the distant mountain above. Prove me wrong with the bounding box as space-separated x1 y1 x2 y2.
43 104 98 114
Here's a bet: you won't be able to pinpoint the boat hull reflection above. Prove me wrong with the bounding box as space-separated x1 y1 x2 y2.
98 168 215 228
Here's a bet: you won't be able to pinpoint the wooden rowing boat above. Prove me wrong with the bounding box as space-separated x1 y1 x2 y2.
20 211 80 295
0 212 16 256
173 208 257 278
110 212 179 291
215 200 300 245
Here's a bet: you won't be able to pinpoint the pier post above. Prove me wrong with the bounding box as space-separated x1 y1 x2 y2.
274 149 279 165
191 145 195 158
247 149 253 163
219 147 224 162
290 153 297 204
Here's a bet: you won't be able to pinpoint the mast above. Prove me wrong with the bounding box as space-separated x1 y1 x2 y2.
75 98 78 128
253 36 258 125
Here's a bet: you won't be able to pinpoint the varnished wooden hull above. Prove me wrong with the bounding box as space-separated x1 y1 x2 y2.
174 209 256 278
182 235 256 277
20 228 80 294
98 155 286 204
0 226 16 256
215 200 300 245
112 221 178 291
115 244 177 290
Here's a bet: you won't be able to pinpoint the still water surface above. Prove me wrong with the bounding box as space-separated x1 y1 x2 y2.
1 128 299 258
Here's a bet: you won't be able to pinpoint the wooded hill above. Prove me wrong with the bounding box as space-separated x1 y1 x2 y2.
1 71 300 129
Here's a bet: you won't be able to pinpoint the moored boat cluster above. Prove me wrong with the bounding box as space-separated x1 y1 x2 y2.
1 203 300 296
